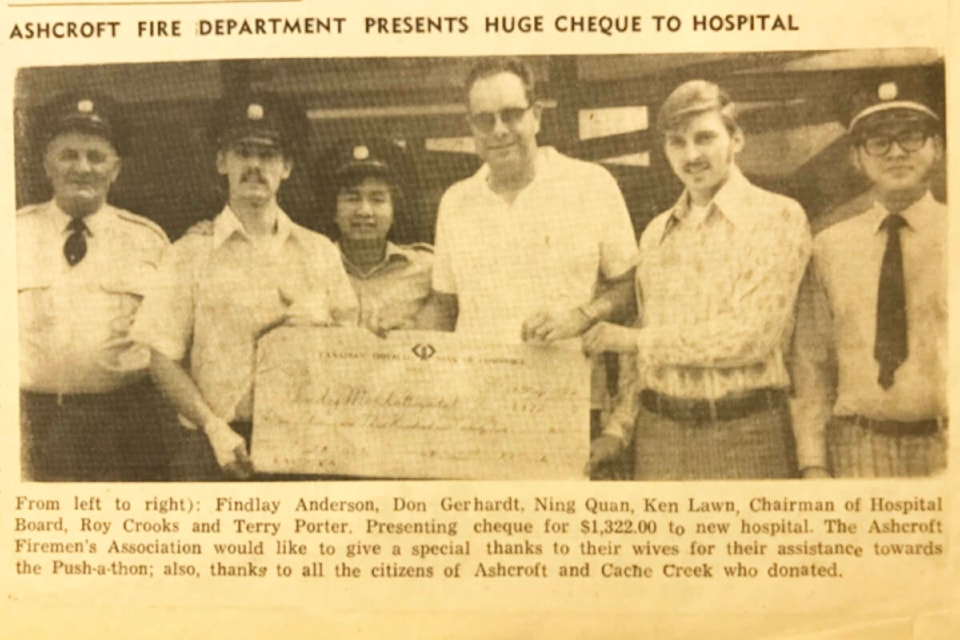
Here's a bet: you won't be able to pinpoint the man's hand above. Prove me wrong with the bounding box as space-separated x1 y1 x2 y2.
588 435 623 476
256 287 334 339
362 307 414 338
522 307 592 343
204 418 253 480
278 287 334 326
581 322 638 356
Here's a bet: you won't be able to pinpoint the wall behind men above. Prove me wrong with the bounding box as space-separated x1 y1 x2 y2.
14 54 945 245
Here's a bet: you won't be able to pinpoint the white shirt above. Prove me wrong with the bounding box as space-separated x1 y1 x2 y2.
18 201 168 393
131 205 357 423
790 192 947 468
433 146 637 344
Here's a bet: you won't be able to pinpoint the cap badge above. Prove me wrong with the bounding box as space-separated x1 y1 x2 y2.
77 99 94 114
247 103 264 121
353 145 370 161
877 82 898 102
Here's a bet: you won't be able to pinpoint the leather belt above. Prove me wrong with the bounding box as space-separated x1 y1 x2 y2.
640 387 785 423
22 381 152 407
838 415 947 437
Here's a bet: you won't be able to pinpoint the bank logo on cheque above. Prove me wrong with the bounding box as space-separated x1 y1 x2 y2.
411 343 436 361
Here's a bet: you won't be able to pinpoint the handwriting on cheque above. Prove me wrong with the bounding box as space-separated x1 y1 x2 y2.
252 328 590 479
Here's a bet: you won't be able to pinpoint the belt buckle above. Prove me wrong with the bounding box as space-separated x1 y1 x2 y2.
707 399 718 422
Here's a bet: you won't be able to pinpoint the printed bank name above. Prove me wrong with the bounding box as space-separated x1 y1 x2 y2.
8 14 799 40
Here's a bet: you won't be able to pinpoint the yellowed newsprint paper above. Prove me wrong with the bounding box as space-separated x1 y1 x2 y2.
1 0 957 638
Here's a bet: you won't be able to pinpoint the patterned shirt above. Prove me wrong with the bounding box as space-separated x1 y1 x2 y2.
633 167 811 400
131 205 357 423
18 201 169 393
789 192 947 469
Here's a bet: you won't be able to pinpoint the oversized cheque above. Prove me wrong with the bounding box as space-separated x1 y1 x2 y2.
252 327 590 479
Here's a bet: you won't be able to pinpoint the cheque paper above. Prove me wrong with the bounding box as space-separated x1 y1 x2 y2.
251 327 590 479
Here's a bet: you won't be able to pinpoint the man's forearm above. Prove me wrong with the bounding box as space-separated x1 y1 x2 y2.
433 292 459 332
580 269 638 326
148 349 219 429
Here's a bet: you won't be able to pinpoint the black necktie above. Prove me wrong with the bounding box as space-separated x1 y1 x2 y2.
64 217 88 266
875 214 908 389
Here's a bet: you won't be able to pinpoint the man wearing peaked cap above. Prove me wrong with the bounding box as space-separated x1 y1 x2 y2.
209 94 307 157
131 94 358 480
324 138 439 334
18 93 172 481
791 76 947 478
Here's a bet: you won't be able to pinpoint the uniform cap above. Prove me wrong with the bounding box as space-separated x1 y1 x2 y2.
211 94 306 155
848 77 940 133
40 93 124 154
329 138 409 185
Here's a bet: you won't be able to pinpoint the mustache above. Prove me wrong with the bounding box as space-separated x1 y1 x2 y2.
683 161 709 172
240 170 267 184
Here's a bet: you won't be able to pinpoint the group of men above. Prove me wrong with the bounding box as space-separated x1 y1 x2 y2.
17 58 947 481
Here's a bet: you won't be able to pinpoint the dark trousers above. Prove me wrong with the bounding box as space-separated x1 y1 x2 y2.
21 380 174 482
632 396 799 480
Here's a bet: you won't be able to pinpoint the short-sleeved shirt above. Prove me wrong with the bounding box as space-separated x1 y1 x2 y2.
341 241 437 330
131 205 358 423
432 146 637 344
790 192 947 468
18 200 169 394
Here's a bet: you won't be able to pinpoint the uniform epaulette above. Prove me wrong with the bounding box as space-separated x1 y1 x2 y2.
184 219 215 236
406 242 434 253
116 209 170 244
16 203 46 216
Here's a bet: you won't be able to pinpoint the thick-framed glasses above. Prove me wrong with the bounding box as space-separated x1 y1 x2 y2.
860 129 930 157
468 105 533 133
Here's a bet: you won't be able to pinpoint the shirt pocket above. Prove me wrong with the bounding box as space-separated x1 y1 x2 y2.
18 275 54 332
100 270 149 337
555 237 599 303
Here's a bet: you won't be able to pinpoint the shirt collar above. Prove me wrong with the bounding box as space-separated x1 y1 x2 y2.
661 166 751 242
212 203 294 250
477 146 552 197
869 191 935 233
51 200 110 236
339 240 409 278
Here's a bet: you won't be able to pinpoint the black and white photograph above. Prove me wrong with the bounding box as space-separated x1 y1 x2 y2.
2 0 956 637
14 50 947 482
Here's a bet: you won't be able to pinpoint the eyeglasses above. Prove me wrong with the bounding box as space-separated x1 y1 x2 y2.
860 129 930 157
468 106 533 133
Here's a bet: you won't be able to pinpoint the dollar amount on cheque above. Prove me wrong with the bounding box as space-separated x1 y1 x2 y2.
251 328 590 479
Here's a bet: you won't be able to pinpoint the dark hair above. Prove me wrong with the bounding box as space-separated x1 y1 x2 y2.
337 170 403 203
657 80 739 137
321 170 405 241
463 57 537 107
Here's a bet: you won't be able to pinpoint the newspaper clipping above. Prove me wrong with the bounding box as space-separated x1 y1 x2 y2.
1 0 956 638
